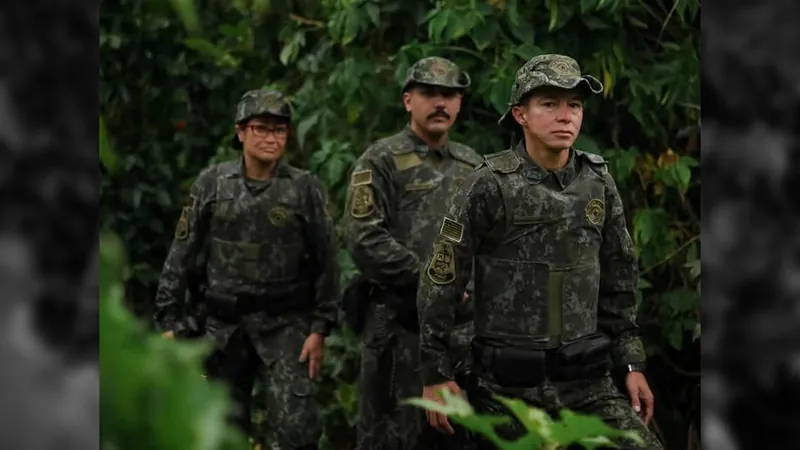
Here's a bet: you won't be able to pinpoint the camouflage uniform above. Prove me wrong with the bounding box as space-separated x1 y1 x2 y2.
343 57 480 450
154 89 340 450
417 55 663 450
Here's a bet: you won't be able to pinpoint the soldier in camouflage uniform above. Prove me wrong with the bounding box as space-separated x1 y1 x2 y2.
342 56 481 450
154 88 339 450
416 54 664 449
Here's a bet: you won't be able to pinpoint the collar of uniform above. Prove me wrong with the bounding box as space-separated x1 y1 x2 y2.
551 148 577 189
230 156 292 179
513 140 577 187
513 140 547 183
403 124 449 157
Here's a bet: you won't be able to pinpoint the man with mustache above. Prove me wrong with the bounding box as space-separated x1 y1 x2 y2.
154 88 340 450
343 56 481 450
417 54 663 449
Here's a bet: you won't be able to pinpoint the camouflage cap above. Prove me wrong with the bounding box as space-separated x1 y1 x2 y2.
232 88 292 148
498 54 603 130
402 56 471 92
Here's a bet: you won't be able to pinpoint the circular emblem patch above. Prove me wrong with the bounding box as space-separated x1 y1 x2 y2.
268 206 289 226
585 199 605 225
548 59 577 77
429 60 450 80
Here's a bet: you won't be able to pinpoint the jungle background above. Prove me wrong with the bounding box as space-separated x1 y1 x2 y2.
99 0 700 449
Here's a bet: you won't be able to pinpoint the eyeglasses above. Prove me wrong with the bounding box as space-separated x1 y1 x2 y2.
246 124 288 138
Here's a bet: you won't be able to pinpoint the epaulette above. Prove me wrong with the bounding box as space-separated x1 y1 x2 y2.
484 150 521 174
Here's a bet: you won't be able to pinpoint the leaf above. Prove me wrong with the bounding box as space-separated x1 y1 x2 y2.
506 16 533 43
580 0 598 13
490 79 510 114
168 0 202 35
99 116 119 175
296 111 321 150
684 259 701 279
512 44 543 61
279 32 306 66
662 288 698 315
471 17 497 50
547 0 559 31
667 321 684 350
428 9 450 42
365 2 380 26
582 16 610 30
552 408 645 446
341 8 362 46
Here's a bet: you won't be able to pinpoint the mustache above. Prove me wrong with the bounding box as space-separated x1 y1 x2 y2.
427 109 450 120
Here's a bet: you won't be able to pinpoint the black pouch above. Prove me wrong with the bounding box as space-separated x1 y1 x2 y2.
552 333 612 380
204 290 239 323
474 343 546 388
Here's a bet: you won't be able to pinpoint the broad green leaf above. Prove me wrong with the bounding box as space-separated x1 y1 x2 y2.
365 3 380 26
667 321 684 350
296 111 321 150
99 116 119 175
169 0 202 35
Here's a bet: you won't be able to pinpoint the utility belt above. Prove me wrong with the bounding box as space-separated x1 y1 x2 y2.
203 282 312 323
470 333 612 388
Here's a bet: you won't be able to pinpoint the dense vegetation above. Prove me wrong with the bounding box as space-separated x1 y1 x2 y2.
100 0 700 448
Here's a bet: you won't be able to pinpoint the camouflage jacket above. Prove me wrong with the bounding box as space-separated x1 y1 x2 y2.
343 125 482 295
417 142 646 385
154 157 340 338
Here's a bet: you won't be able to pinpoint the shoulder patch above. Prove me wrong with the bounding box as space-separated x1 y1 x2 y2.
174 208 190 240
390 146 415 155
440 217 464 243
392 152 423 171
576 149 606 165
350 169 373 186
426 241 456 285
349 185 375 218
484 150 521 174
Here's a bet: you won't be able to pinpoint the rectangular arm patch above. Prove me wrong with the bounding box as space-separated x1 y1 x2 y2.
440 217 464 243
351 169 373 186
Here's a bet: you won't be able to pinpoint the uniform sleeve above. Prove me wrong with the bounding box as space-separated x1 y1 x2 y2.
343 153 420 288
305 175 341 336
153 171 213 334
597 171 647 366
417 168 503 385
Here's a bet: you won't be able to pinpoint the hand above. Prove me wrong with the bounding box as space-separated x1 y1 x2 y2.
461 291 470 305
422 380 463 434
298 333 325 380
162 330 175 340
625 371 654 425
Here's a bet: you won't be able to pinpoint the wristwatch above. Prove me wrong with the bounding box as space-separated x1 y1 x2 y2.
624 362 647 373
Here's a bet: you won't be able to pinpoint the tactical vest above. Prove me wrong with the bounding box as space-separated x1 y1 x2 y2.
474 149 609 347
385 142 481 258
206 163 310 293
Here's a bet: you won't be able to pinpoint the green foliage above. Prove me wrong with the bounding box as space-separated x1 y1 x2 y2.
100 233 250 450
101 0 699 447
405 390 644 449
